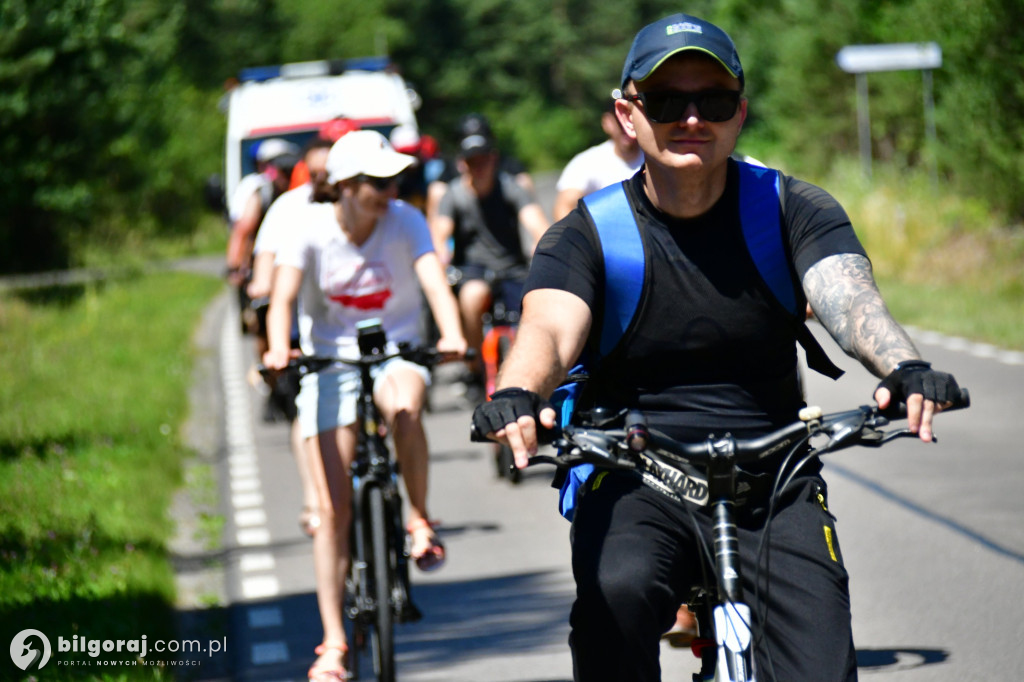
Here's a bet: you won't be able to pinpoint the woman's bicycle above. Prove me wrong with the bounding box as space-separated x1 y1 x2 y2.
524 391 970 681
264 320 454 681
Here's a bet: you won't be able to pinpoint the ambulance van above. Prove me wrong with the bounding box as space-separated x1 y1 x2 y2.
219 56 421 206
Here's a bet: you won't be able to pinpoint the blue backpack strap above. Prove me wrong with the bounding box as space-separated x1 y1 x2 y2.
553 182 644 522
736 161 844 379
737 162 800 317
582 181 645 357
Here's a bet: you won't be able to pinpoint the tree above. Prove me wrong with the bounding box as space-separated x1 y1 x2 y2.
0 0 283 274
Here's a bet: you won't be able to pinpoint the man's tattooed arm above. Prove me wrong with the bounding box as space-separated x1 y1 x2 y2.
803 253 920 377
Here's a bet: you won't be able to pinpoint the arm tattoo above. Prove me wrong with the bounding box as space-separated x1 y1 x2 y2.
803 254 920 377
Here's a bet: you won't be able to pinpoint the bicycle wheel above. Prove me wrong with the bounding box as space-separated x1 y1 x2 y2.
368 485 396 682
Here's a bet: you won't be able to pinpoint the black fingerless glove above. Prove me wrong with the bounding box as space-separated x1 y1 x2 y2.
877 360 961 405
470 388 552 442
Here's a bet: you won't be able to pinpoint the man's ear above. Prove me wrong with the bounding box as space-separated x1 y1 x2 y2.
614 97 637 140
736 97 748 134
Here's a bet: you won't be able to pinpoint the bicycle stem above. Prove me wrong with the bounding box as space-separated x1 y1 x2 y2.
707 438 742 604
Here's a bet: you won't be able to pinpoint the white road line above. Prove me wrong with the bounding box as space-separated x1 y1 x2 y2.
240 553 276 572
237 527 272 547
233 491 265 509
235 508 268 527
230 476 261 493
905 326 1023 365
220 309 281 605
230 458 260 475
229 450 259 464
242 575 281 600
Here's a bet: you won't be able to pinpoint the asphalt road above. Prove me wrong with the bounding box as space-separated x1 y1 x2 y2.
175 172 1024 680
180 287 1024 682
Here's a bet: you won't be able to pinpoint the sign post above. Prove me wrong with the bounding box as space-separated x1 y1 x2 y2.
836 42 941 183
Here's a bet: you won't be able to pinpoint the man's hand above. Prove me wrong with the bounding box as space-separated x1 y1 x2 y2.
471 388 558 468
874 360 961 442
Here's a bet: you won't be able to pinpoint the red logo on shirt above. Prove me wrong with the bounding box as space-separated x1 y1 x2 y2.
327 261 392 310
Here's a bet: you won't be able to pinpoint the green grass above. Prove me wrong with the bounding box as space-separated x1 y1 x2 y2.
819 159 1024 350
78 213 228 271
0 271 223 680
876 277 1024 352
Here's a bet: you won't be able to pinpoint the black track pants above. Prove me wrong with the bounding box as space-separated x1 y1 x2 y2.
568 472 858 681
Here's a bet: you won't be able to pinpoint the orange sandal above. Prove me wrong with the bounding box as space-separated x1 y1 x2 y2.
407 518 446 572
308 643 350 681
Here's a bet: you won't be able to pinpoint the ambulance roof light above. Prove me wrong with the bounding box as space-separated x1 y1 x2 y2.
238 56 392 83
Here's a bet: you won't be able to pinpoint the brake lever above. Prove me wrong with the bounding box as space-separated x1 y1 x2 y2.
528 435 636 471
878 428 933 445
823 415 868 452
526 454 566 468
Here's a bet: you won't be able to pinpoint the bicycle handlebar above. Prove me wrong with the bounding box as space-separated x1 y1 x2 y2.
259 345 472 380
522 388 970 472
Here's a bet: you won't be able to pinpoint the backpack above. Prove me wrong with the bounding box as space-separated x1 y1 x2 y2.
551 161 843 520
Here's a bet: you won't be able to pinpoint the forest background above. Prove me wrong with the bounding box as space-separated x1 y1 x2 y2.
1 0 1021 300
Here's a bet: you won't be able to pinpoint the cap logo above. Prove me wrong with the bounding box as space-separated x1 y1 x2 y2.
666 22 702 36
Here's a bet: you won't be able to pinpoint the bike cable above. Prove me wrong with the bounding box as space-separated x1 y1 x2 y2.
750 432 816 681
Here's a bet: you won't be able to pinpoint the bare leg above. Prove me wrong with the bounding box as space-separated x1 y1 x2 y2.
375 367 430 521
374 367 443 569
308 425 357 677
457 279 490 374
293 419 320 535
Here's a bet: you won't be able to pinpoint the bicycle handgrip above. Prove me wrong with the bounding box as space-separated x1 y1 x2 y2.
470 422 487 443
881 386 971 419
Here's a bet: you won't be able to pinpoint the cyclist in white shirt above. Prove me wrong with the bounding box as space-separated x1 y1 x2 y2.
262 130 466 682
249 136 333 537
552 102 644 221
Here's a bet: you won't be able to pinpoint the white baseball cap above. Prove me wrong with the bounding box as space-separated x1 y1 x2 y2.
255 138 300 162
326 130 416 183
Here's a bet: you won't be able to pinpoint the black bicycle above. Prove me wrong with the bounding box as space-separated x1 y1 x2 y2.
264 320 453 681
522 391 970 681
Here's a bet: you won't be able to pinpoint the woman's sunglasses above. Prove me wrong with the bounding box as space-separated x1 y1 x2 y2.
616 88 741 123
356 174 400 190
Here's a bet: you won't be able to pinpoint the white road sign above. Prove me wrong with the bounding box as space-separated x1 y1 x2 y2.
836 42 942 73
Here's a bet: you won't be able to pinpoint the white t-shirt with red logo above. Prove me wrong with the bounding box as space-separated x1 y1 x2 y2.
275 199 434 360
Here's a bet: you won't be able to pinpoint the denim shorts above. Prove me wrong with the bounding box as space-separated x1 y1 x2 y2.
295 357 431 439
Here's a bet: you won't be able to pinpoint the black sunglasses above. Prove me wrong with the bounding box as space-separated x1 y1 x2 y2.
356 174 400 190
621 89 741 123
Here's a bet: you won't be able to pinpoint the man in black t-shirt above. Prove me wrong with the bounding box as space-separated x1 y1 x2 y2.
472 13 961 682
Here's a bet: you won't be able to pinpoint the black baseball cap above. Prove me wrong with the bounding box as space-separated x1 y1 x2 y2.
621 13 743 90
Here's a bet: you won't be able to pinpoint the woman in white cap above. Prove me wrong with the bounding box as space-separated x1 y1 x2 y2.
263 130 467 681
